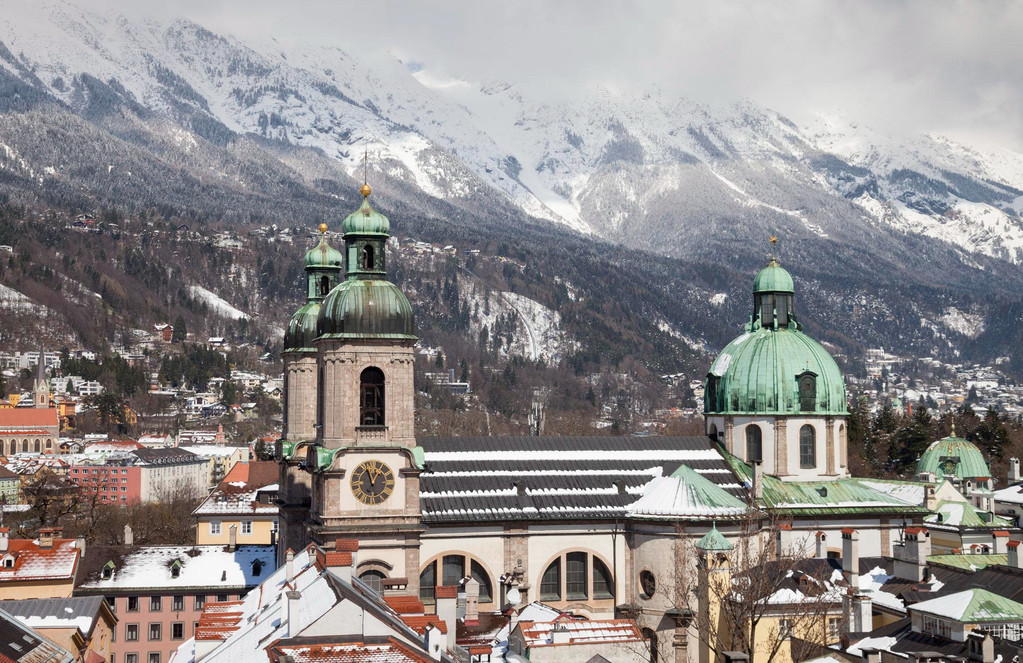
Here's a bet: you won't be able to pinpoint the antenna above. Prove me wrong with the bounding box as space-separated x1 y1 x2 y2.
363 143 368 186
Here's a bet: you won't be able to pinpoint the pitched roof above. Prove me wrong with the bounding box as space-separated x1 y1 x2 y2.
696 523 733 551
0 408 58 430
0 606 74 663
516 619 644 647
268 636 433 662
193 461 280 516
923 499 1012 529
76 544 275 591
0 596 109 636
0 538 80 583
418 436 744 522
133 446 203 465
909 588 1023 622
627 464 746 519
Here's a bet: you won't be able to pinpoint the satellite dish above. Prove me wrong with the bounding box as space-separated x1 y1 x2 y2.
507 587 521 605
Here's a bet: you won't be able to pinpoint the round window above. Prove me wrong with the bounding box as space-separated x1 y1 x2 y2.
639 570 656 599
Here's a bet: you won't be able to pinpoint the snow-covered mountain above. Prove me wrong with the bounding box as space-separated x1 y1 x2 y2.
0 0 1022 268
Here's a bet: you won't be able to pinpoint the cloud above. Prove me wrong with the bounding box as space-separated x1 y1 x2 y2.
80 0 1023 149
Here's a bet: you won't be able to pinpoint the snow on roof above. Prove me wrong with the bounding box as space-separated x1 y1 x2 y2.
78 545 274 591
910 589 1023 623
84 440 143 453
858 566 905 612
626 464 746 518
857 480 926 505
994 482 1023 505
516 602 563 623
270 638 433 662
193 461 279 516
517 619 644 647
179 445 239 458
847 636 898 656
0 538 80 582
0 596 104 634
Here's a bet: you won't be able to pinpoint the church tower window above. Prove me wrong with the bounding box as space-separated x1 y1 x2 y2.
320 276 330 297
361 245 375 271
359 367 385 426
745 425 762 462
799 424 817 468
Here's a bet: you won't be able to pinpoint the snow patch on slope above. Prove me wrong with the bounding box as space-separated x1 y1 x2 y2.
188 285 249 320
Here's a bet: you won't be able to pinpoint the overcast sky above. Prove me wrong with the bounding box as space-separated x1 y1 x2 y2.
115 0 1023 149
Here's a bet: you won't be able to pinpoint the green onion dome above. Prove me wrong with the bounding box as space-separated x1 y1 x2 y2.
341 185 390 236
917 431 991 480
316 278 416 341
304 223 343 269
284 301 321 352
705 256 846 416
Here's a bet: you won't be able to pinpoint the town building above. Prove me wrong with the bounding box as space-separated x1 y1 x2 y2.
0 466 19 503
0 527 82 600
0 596 117 663
74 532 274 663
0 605 76 662
178 445 248 488
193 461 278 546
134 448 207 501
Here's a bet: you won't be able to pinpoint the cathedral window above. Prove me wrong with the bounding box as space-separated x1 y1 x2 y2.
540 559 561 601
359 367 385 426
419 555 493 605
592 558 614 599
470 560 493 602
797 372 817 411
745 425 762 462
359 569 386 593
361 245 375 270
799 425 816 468
418 562 436 603
442 554 464 586
566 552 588 600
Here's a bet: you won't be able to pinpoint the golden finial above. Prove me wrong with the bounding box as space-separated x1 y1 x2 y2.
318 223 328 234
951 421 956 437
768 235 780 265
360 183 372 198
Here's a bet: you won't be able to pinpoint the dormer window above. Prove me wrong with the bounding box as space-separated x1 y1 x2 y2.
170 560 183 579
797 371 817 412
2 556 13 569
101 561 116 579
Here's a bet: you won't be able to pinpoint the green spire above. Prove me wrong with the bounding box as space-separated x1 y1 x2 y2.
695 522 733 551
285 224 343 352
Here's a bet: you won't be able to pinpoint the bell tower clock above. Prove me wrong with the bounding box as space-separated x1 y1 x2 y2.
303 183 425 594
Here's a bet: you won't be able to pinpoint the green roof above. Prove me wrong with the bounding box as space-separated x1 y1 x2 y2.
917 435 991 480
706 325 847 415
317 279 416 341
927 554 1007 571
342 197 390 236
923 499 1011 529
304 232 343 269
752 259 794 294
695 522 733 551
284 301 321 352
627 464 748 519
721 449 930 516
911 588 1023 623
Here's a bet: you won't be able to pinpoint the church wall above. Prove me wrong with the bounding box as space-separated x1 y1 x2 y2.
706 415 848 480
283 353 317 442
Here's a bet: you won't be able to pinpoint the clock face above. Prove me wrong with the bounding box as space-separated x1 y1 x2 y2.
350 460 395 505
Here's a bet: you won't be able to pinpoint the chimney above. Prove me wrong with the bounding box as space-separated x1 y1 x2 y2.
842 589 873 634
751 460 764 502
382 577 409 596
464 578 480 624
860 648 882 663
285 589 302 636
924 485 937 511
0 528 9 553
124 524 134 546
994 531 1010 555
424 623 445 661
1010 458 1021 484
319 548 354 582
551 622 571 645
842 528 860 588
1008 541 1022 569
76 536 86 559
38 527 59 550
228 524 237 551
815 531 827 558
435 585 458 651
893 527 931 582
285 548 295 583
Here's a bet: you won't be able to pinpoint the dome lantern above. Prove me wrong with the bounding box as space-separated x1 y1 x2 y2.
285 224 343 352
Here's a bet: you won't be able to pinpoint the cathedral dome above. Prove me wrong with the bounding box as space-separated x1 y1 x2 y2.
317 279 416 340
284 301 321 351
917 434 991 480
705 257 846 416
304 230 343 269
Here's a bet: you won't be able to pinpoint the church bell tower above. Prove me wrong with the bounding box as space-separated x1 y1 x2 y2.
303 183 424 591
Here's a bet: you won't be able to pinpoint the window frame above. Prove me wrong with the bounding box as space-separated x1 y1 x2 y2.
125 624 139 642
745 424 763 463
799 424 817 469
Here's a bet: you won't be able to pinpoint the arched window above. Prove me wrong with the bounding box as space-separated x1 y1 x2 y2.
319 276 330 297
21 439 28 453
45 439 53 450
361 245 375 270
360 367 385 426
539 559 561 601
359 570 386 593
745 425 762 462
642 627 659 663
419 554 494 605
799 425 816 469
797 372 817 411
706 375 718 412
708 423 718 441
538 552 614 604
33 440 41 453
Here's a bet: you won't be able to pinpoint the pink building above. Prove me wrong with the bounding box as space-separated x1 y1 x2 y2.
69 464 142 504
74 539 274 663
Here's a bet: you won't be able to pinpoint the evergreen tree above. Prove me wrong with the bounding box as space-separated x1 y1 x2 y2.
892 407 933 473
172 315 187 343
970 408 1009 459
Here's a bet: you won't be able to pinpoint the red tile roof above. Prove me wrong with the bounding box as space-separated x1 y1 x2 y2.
434 585 458 599
383 596 424 614
399 616 446 635
0 538 80 583
269 637 432 662
335 539 359 552
0 408 58 429
194 601 246 640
